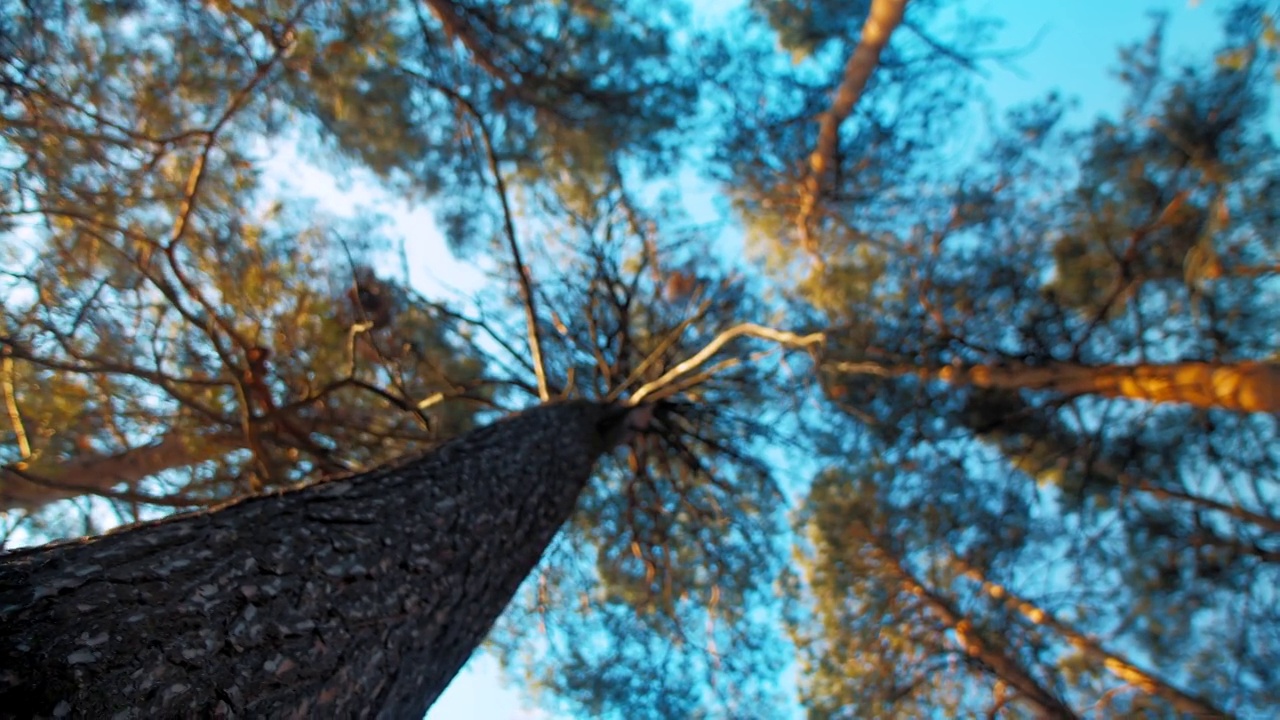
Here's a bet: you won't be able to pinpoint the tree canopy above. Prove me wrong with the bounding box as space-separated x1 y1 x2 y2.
2 0 1277 717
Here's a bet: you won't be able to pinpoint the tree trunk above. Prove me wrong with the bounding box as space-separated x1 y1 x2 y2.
0 400 637 719
831 359 1280 413
853 525 1079 720
951 556 1228 718
796 0 908 256
936 360 1280 414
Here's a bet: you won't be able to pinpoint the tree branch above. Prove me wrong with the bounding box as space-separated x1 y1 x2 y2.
629 324 823 404
1 430 245 510
1 353 31 459
854 524 1080 719
395 66 552 401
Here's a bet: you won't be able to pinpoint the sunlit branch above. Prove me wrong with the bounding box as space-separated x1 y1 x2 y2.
44 169 272 481
1 354 31 459
166 143 210 250
607 298 714 402
629 324 823 404
829 357 1280 414
647 357 744 404
165 31 291 252
152 45 299 483
0 352 480 509
0 431 246 510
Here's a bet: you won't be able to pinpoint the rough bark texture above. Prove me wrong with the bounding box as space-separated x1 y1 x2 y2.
0 400 633 719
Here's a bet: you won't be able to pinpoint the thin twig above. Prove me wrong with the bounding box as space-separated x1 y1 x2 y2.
396 65 552 401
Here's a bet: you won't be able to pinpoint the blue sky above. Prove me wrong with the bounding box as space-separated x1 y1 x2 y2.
293 1 1229 718
979 0 1222 120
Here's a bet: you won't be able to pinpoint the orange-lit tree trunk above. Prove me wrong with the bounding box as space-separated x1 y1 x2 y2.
852 525 1080 719
950 555 1228 718
796 0 909 256
0 400 639 718
832 359 1280 413
936 360 1279 413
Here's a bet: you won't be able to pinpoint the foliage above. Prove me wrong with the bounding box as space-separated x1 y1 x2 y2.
716 0 990 284
0 1 503 538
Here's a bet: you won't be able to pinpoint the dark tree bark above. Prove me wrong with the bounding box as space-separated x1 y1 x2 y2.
0 400 638 719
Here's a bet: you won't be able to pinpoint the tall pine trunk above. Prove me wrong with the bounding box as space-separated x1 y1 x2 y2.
833 359 1280 413
852 526 1079 720
0 400 634 718
935 360 1279 413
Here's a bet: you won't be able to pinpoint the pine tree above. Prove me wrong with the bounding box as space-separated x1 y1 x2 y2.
0 400 643 717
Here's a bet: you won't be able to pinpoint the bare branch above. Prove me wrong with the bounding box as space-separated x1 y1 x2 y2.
852 524 1081 719
606 298 714 402
629 324 823 404
949 553 1229 718
1 353 31 459
395 66 552 401
1 430 245 510
422 0 517 87
2 464 223 509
